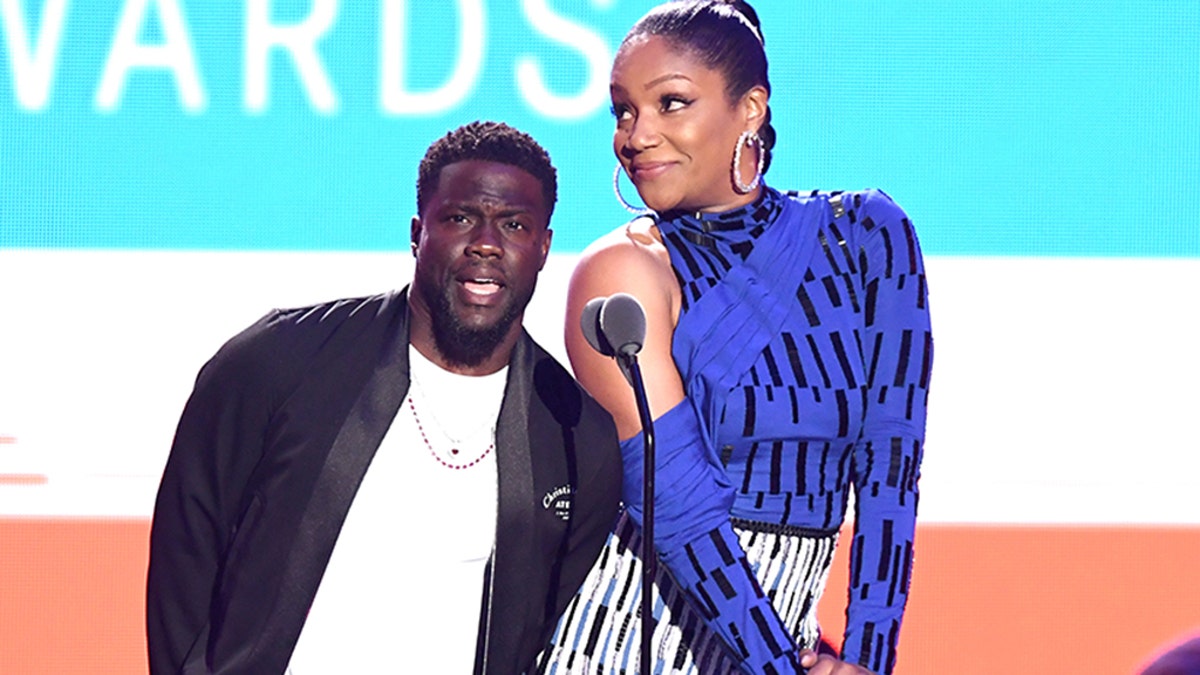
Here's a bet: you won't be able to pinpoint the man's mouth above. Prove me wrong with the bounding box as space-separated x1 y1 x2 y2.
461 276 503 297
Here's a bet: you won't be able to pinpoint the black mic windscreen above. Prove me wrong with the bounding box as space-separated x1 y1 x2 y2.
600 293 647 356
580 296 614 356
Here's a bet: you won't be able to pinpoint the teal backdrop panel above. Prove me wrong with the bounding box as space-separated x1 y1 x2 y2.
2 0 1198 256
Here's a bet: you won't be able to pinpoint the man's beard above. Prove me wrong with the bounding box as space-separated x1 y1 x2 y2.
419 282 528 368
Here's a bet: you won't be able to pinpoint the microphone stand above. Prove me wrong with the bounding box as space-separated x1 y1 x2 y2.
618 350 655 675
588 292 655 674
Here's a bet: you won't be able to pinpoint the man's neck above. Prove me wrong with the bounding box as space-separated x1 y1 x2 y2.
407 328 519 376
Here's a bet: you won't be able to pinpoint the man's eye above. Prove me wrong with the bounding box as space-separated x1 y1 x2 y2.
505 220 526 231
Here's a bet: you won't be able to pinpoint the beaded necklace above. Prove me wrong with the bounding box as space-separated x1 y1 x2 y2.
406 395 494 470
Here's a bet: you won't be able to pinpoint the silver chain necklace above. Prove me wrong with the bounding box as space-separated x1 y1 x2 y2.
408 395 493 470
407 374 496 445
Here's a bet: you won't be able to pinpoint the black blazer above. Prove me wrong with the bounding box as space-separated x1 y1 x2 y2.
146 288 622 674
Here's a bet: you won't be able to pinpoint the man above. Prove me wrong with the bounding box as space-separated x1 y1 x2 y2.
146 121 623 674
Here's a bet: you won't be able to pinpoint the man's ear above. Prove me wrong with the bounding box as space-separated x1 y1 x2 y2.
410 215 422 257
538 228 553 270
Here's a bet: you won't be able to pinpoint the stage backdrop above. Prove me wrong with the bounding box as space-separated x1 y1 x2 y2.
2 1 1198 673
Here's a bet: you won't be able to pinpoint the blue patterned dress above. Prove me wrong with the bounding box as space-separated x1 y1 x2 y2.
539 186 932 675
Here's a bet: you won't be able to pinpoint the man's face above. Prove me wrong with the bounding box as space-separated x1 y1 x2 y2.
410 159 552 369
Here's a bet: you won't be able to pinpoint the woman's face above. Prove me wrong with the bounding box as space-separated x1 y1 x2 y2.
610 34 764 214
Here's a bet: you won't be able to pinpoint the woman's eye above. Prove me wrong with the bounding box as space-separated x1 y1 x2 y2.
662 95 689 112
610 103 632 121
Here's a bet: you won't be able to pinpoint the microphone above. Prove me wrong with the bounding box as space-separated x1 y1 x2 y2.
599 292 646 356
597 293 645 387
580 293 655 675
580 296 615 357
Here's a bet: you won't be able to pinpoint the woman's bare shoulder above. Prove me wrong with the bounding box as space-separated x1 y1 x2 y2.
575 216 672 282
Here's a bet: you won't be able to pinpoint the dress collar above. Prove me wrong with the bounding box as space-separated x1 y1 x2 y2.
657 186 785 254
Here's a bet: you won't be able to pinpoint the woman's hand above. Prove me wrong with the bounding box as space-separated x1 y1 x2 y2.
798 649 877 675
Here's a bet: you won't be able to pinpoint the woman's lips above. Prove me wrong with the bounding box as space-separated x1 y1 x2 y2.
630 161 673 182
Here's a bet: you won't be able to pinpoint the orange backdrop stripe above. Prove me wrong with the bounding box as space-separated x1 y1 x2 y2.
1 519 1197 674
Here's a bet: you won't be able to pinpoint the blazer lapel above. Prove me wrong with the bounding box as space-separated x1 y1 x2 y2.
483 334 541 672
257 291 412 668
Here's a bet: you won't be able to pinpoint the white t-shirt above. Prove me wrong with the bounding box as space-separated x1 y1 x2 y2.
287 346 506 673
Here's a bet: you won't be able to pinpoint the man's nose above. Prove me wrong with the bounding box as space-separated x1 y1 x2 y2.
466 223 503 257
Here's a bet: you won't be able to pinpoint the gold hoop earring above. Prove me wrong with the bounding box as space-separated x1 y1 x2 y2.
613 164 650 214
732 130 764 194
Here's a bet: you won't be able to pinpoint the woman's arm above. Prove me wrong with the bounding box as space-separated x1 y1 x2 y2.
843 191 933 675
564 224 802 674
564 221 685 439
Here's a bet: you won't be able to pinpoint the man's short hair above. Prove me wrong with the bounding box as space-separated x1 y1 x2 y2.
416 121 558 218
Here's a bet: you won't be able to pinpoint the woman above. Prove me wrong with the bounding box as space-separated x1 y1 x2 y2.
540 2 932 674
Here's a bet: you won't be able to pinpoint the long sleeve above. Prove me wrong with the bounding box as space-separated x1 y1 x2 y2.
146 292 410 672
621 400 801 675
841 190 933 674
145 321 276 674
